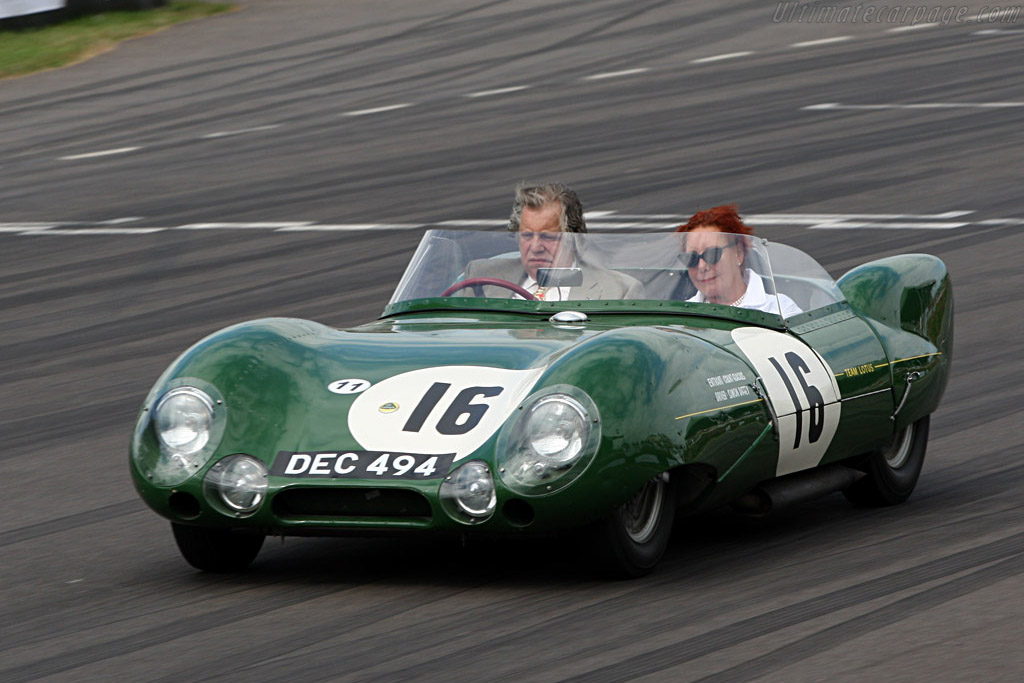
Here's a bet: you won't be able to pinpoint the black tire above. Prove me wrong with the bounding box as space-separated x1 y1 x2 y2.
585 473 677 578
171 522 264 572
843 415 930 507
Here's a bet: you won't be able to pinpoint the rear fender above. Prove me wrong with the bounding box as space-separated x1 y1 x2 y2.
838 255 953 429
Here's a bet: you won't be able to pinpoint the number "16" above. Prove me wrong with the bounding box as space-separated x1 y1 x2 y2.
768 352 825 449
402 382 503 435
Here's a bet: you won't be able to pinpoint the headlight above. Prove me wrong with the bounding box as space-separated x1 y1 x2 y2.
155 387 214 455
497 389 600 496
525 396 588 463
440 461 496 524
133 380 226 487
204 454 268 516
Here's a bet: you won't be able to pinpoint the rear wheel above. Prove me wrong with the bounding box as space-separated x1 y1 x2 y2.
171 523 264 572
586 473 676 578
843 415 930 507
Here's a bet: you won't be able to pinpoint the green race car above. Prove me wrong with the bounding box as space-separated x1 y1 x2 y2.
130 230 952 577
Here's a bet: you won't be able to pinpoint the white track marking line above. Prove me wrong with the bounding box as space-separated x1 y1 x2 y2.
978 218 1024 225
7 212 1023 237
202 125 281 139
587 214 685 219
583 68 649 80
59 147 141 161
179 222 316 230
435 219 509 227
748 211 974 221
342 104 413 116
791 36 852 48
587 222 681 229
18 228 165 235
464 86 531 98
690 51 755 64
276 224 420 231
804 102 1024 110
808 221 969 230
974 28 1024 34
887 23 942 32
0 222 62 231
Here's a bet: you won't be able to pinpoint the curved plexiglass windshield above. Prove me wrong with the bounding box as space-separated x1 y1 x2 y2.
389 230 844 321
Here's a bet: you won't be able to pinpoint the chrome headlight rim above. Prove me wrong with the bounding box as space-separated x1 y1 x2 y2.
495 384 601 497
203 453 269 517
154 386 215 455
439 460 497 525
133 377 227 487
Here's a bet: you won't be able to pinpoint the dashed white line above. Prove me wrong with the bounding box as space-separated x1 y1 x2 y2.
804 102 1024 110
587 222 681 229
18 228 165 235
974 28 1024 35
690 51 755 64
276 224 420 231
748 211 974 222
0 222 62 231
583 68 650 81
59 147 141 161
464 86 531 98
887 23 941 32
202 124 281 139
808 221 969 230
791 36 852 48
978 218 1024 226
179 222 316 230
7 212 1022 238
342 104 413 117
435 219 509 227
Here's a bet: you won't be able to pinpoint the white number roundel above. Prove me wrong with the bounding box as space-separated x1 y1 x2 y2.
731 327 842 476
328 379 371 394
348 366 547 461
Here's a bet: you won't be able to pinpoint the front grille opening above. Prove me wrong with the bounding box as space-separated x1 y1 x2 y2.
273 487 432 520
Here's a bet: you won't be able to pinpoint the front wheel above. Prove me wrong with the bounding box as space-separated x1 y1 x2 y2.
171 523 265 572
585 473 677 578
843 415 930 507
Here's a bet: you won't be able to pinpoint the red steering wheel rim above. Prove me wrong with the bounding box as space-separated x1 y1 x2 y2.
441 277 537 300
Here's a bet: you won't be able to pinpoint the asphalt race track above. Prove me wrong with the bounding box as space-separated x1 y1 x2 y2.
2 1 1023 680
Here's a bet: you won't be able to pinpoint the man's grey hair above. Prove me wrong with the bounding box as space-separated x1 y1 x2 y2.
507 183 587 233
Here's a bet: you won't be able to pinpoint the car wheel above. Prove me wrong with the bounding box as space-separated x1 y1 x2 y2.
171 522 264 572
587 472 676 578
843 415 930 507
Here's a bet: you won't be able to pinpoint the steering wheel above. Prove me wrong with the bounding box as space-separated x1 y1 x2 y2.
441 277 537 300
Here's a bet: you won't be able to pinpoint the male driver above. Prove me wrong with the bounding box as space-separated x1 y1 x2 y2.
461 183 644 300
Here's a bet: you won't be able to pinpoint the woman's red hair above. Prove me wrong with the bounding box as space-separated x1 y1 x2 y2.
675 204 754 236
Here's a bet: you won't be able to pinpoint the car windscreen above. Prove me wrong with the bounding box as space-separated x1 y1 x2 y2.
388 230 845 321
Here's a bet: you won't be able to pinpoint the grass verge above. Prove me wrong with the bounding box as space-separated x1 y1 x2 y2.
1 2 235 80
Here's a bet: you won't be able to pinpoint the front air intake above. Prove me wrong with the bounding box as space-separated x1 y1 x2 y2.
272 487 432 520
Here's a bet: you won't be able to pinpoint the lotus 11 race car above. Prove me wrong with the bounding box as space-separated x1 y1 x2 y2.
130 230 952 576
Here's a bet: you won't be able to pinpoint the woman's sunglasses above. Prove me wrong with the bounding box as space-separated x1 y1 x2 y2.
681 243 733 268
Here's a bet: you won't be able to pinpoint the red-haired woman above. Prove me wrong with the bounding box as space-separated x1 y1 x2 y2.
675 205 801 317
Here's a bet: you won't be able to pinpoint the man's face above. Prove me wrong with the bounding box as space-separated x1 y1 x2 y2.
683 226 745 304
518 203 574 280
